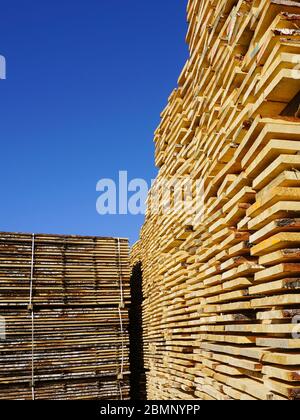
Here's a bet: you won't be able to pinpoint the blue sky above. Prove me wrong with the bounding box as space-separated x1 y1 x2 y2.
0 0 188 244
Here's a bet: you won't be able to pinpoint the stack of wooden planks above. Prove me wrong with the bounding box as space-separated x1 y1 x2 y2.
134 0 300 401
0 232 131 400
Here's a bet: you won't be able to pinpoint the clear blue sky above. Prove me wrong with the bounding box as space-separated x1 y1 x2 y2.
0 0 188 245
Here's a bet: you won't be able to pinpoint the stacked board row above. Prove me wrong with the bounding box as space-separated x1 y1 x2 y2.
135 0 300 400
0 232 131 400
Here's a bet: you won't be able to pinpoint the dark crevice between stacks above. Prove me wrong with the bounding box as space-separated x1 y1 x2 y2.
281 89 300 117
129 262 146 400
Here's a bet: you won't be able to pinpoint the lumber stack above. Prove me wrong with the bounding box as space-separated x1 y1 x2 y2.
130 241 142 268
136 0 300 400
0 232 131 400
